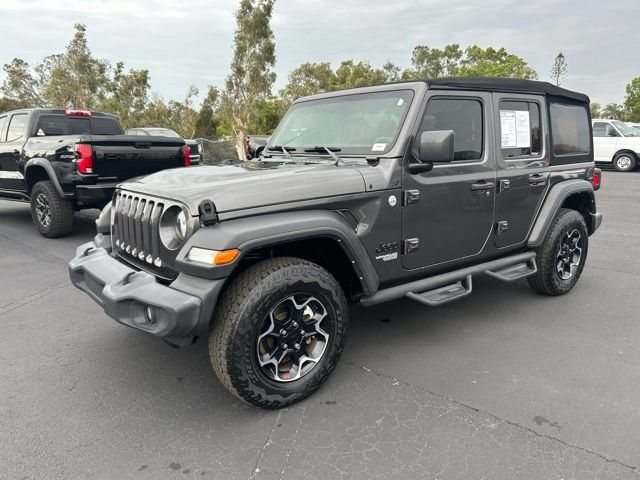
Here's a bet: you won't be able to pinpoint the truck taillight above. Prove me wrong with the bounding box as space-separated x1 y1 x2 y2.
587 167 602 190
75 144 93 174
65 109 92 117
182 145 191 166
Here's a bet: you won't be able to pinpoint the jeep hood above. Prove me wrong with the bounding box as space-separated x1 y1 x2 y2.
119 161 366 214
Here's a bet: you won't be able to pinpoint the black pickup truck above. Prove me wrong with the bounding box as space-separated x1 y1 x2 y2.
0 108 190 237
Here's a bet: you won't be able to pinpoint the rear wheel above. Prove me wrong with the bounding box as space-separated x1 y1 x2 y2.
209 257 348 408
613 153 637 172
30 181 74 238
527 208 588 296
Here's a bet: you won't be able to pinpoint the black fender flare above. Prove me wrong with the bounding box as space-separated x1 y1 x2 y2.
175 210 380 296
527 179 596 247
24 158 69 198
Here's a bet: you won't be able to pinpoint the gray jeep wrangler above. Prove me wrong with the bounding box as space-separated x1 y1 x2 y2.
69 78 602 409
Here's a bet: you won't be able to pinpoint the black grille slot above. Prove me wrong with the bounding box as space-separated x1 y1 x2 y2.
112 191 171 278
335 209 359 231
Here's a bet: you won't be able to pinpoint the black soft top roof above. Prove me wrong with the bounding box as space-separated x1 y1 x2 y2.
424 77 589 103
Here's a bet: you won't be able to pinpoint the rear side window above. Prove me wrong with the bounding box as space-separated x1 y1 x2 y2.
550 103 590 156
418 98 484 161
499 100 542 158
593 122 618 137
7 113 27 142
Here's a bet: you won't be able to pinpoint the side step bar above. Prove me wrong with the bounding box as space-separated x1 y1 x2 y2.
360 252 536 307
0 189 30 202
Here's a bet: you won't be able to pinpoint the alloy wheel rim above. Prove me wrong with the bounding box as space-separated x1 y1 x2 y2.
617 156 632 169
556 229 583 280
256 294 331 383
35 193 51 227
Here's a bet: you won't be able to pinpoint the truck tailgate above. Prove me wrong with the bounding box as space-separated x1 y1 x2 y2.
88 135 185 181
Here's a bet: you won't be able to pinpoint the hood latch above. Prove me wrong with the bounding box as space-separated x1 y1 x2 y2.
198 199 218 226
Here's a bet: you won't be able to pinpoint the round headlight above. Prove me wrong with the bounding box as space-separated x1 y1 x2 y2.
176 210 187 239
159 206 188 250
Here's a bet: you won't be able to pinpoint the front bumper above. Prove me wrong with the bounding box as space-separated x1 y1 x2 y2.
69 241 224 345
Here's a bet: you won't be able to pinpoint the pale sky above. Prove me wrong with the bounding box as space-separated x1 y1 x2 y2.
1 0 638 107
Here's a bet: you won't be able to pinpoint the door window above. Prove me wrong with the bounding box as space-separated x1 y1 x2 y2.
417 98 483 161
593 122 618 137
6 114 27 142
499 100 542 158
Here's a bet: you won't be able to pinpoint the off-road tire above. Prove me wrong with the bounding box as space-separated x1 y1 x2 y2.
30 181 74 238
527 208 588 296
209 257 349 409
613 153 637 172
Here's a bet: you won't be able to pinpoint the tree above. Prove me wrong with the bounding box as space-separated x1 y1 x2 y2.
223 0 276 159
0 96 30 113
590 102 602 119
193 86 221 139
281 60 400 105
402 44 536 80
403 44 462 79
602 103 625 120
550 52 567 86
459 46 537 79
624 77 640 122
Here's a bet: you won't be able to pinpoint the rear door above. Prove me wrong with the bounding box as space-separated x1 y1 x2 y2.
592 121 619 162
493 93 549 248
0 112 28 190
401 91 495 269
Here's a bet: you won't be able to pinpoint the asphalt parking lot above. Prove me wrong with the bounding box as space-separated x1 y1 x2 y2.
1 172 639 480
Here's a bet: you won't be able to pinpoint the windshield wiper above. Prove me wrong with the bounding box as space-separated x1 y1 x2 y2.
304 146 342 165
266 145 296 158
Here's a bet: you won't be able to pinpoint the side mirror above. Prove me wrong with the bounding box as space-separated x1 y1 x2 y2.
419 130 455 163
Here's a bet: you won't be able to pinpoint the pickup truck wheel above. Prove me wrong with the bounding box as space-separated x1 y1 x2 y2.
209 257 348 408
30 181 74 238
613 153 636 172
527 208 588 296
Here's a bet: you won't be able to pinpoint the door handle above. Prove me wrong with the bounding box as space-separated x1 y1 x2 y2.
528 173 548 185
470 181 495 191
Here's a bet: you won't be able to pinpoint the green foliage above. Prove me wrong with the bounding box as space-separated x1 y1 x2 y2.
401 44 537 80
601 103 625 120
550 52 567 86
193 86 221 140
281 60 400 105
223 0 276 158
0 96 29 113
624 77 640 122
590 102 602 119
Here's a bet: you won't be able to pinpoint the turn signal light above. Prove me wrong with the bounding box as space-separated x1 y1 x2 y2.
187 247 240 266
591 169 601 190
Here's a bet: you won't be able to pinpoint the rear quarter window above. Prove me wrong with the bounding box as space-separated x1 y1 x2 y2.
550 103 590 156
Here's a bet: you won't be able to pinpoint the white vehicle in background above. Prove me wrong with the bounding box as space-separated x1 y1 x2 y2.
592 119 640 171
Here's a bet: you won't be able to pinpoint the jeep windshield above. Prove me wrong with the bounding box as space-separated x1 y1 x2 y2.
268 90 414 156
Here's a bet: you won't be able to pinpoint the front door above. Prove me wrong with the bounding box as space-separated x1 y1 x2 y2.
492 93 550 248
0 113 28 191
592 121 619 162
401 92 495 270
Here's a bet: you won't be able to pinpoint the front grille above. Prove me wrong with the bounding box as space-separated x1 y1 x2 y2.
111 191 176 280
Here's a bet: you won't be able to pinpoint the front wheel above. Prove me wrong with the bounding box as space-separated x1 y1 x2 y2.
613 153 637 172
209 257 349 408
527 208 588 296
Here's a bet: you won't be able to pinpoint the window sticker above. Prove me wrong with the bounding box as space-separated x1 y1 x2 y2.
36 128 45 136
372 143 387 152
397 98 404 106
500 110 531 148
